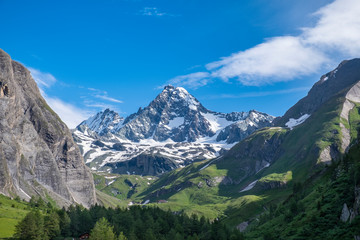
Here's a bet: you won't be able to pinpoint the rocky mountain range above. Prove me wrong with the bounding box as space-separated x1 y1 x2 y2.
0 49 96 208
73 85 274 175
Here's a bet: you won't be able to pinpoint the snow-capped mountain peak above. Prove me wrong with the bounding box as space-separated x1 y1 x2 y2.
74 86 274 175
152 85 202 112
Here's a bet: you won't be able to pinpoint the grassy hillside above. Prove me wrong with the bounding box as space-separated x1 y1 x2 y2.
93 172 157 204
133 158 292 227
95 189 125 208
0 195 30 239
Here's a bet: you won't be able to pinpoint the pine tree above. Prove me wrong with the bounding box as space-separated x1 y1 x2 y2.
90 217 117 240
14 210 45 240
118 231 128 240
144 228 157 240
58 209 71 237
44 211 60 239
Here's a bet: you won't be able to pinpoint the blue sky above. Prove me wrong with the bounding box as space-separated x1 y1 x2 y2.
1 0 360 128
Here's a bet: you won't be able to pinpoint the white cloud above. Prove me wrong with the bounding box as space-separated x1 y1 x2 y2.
303 0 360 56
43 95 91 129
140 7 169 17
87 87 123 103
29 67 91 128
95 94 123 103
168 72 211 89
170 0 360 87
204 87 311 99
207 36 327 85
82 98 122 112
28 67 56 88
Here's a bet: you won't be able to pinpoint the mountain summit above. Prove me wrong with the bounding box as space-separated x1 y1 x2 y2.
74 85 274 175
115 84 210 142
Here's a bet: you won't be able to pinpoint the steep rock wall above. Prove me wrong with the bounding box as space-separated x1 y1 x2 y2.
0 49 96 208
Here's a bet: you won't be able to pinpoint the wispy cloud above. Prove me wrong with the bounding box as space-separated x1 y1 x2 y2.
168 72 211 89
207 36 327 85
169 0 360 87
202 87 311 100
82 99 124 115
43 94 91 129
87 87 123 103
140 7 175 17
28 67 56 88
29 67 91 128
95 94 123 103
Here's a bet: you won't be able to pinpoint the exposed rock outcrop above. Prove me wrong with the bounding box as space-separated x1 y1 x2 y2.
236 221 249 232
0 49 96 208
340 203 351 222
105 153 178 176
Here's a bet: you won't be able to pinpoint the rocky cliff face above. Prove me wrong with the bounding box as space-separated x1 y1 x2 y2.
0 49 96 208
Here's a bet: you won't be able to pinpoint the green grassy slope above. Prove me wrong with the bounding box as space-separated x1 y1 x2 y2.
133 158 292 226
0 195 30 239
93 173 157 204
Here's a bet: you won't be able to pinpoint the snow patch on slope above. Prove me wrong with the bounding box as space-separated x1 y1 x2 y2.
19 188 31 199
285 114 310 130
240 180 258 193
201 113 233 133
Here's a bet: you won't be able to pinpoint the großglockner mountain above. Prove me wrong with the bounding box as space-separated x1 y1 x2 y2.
73 85 274 175
0 49 96 208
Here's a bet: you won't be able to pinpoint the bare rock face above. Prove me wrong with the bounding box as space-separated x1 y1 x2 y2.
340 203 350 222
0 49 96 208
